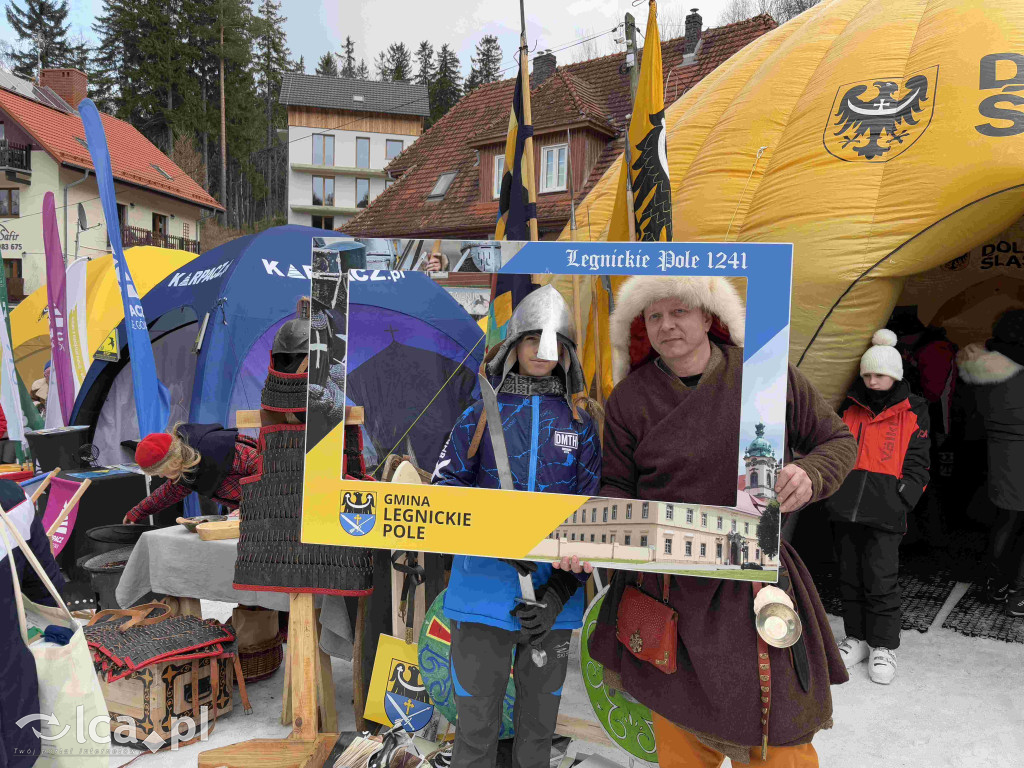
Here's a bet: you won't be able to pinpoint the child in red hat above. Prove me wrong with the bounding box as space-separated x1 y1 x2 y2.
122 423 259 523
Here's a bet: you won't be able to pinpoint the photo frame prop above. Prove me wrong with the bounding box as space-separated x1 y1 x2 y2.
303 240 793 580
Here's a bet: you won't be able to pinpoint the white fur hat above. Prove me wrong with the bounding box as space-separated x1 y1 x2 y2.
609 276 745 384
860 329 903 381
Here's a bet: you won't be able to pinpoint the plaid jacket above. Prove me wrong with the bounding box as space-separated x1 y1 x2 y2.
126 436 259 522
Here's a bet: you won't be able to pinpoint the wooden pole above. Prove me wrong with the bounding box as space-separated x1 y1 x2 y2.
567 128 577 238
623 12 640 243
622 114 638 243
30 468 60 505
625 12 640 103
289 593 318 741
519 0 539 241
220 12 229 225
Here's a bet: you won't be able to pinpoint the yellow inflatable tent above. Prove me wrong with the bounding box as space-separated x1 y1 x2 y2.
10 246 200 386
563 0 1024 404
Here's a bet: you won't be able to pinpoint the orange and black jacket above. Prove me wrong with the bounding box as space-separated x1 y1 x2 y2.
825 380 931 533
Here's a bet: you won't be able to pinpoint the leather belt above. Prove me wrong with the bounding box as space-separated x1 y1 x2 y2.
752 581 772 761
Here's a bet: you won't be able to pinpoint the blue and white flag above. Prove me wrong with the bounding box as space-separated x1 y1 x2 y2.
79 99 169 438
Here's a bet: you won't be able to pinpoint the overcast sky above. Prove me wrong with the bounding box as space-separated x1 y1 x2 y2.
2 0 736 80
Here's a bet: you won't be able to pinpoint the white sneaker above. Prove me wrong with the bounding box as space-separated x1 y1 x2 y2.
837 636 869 669
868 647 897 685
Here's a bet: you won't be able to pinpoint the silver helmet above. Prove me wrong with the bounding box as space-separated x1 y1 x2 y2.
505 285 576 361
485 285 587 407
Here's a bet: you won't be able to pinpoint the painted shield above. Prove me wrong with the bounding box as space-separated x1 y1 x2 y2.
417 589 517 739
383 659 434 733
581 586 659 764
339 490 376 536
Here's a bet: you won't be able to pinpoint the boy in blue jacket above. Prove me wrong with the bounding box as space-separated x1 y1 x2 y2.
432 285 601 768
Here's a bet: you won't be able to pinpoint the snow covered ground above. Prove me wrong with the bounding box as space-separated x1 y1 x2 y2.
108 588 1024 767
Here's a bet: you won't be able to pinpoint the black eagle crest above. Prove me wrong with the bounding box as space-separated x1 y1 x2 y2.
630 109 672 241
387 662 430 703
342 491 375 517
832 75 930 160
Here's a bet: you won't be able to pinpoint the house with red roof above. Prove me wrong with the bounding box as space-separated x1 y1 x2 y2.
0 68 223 301
344 10 777 241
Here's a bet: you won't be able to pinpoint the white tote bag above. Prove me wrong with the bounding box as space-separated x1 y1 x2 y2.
0 507 110 767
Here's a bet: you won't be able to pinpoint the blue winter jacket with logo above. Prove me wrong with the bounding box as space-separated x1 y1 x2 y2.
433 391 601 631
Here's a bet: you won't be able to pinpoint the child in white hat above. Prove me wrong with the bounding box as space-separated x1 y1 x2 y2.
824 329 931 684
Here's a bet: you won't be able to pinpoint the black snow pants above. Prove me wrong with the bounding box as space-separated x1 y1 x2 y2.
449 620 571 768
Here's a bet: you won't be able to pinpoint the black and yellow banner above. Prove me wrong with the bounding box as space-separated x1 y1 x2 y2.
494 60 537 241
609 0 672 242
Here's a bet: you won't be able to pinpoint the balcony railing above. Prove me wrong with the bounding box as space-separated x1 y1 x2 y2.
0 140 31 173
121 225 201 254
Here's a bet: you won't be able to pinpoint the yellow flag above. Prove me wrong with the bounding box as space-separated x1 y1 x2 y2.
608 1 672 242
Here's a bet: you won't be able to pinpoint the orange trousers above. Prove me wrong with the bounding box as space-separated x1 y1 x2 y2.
653 712 819 768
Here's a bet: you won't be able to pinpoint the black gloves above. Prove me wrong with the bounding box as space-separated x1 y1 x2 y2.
509 569 582 642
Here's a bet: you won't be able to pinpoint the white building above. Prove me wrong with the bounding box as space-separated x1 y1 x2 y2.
0 68 223 300
279 73 429 231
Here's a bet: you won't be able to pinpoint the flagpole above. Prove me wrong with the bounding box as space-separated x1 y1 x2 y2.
622 113 638 242
519 0 539 241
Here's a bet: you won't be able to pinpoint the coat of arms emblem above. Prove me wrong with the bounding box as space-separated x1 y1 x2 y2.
339 490 376 536
824 66 937 162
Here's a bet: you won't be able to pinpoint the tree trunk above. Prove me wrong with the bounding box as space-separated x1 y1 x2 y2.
201 78 209 190
167 87 174 156
220 23 228 225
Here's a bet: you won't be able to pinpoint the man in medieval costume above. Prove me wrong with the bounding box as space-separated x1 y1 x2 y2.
431 285 601 768
589 275 858 767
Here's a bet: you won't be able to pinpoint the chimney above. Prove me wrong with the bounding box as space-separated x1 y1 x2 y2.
532 50 557 87
39 68 88 109
685 8 702 55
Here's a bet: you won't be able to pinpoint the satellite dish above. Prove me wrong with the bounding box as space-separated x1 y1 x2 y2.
76 203 88 232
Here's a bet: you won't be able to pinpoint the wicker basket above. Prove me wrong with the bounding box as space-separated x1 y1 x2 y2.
238 633 284 682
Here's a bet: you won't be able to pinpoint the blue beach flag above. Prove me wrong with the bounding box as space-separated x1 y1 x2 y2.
79 99 170 438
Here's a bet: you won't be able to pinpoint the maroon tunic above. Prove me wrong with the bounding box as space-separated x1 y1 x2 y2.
591 346 856 754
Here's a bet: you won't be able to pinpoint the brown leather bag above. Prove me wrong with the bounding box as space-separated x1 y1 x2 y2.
615 573 677 674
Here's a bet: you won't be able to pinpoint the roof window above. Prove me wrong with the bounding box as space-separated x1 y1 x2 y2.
428 171 456 200
353 94 365 102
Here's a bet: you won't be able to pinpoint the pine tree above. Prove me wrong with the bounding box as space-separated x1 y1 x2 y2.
414 40 434 87
293 54 305 73
253 0 290 219
355 58 369 79
339 36 356 77
465 34 502 92
429 44 462 123
386 42 412 82
373 49 390 81
4 0 75 78
316 51 338 76
253 0 290 141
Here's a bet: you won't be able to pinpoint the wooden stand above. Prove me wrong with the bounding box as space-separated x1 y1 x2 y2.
199 403 349 768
